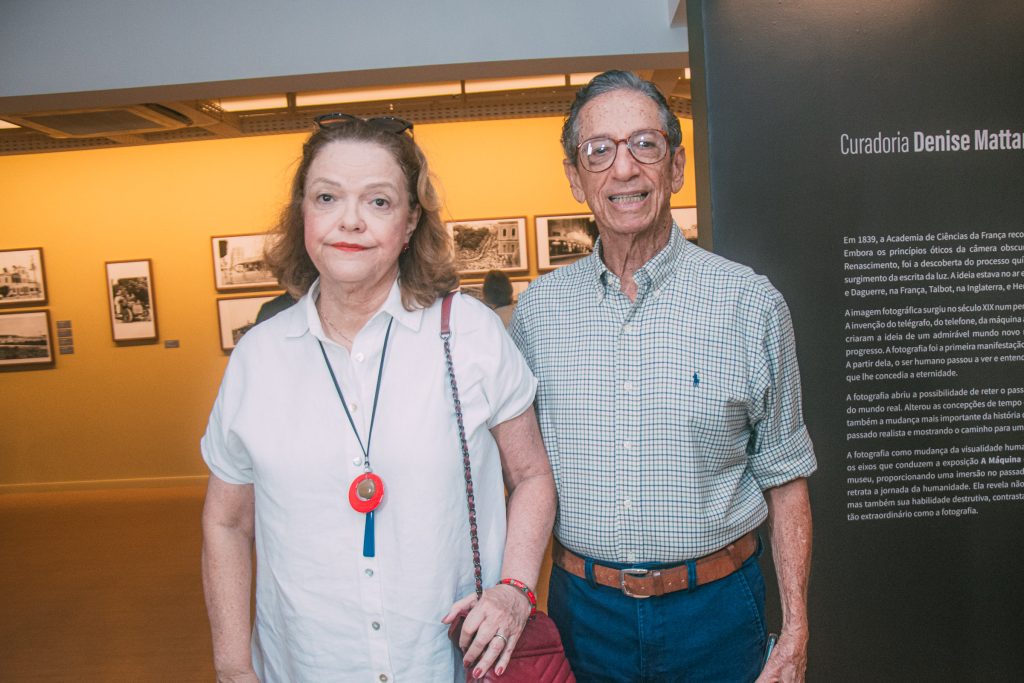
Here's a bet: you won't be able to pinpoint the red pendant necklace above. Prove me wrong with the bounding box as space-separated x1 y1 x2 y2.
317 317 394 557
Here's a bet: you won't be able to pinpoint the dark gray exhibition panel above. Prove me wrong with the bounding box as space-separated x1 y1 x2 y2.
689 1 1024 680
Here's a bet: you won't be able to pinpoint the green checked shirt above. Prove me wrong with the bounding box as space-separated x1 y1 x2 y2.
510 225 817 564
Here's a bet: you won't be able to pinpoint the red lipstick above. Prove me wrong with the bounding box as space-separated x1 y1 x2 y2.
331 242 367 252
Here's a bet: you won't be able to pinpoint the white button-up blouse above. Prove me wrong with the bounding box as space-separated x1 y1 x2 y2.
202 279 537 682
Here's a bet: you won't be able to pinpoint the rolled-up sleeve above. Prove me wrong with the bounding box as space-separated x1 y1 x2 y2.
746 289 817 489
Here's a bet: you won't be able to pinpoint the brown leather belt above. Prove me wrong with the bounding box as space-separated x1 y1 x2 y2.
552 531 758 599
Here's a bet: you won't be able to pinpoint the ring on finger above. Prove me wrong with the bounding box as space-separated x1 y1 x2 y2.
492 633 508 647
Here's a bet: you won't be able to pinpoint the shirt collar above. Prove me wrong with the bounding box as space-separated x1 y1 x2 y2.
644 222 686 292
380 279 424 333
286 277 424 340
587 222 686 302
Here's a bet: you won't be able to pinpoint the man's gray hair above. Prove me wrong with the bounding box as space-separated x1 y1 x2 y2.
560 70 683 164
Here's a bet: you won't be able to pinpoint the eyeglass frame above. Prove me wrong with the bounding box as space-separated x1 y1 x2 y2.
575 128 672 173
313 112 414 135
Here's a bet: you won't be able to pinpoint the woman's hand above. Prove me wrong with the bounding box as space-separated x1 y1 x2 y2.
442 584 532 678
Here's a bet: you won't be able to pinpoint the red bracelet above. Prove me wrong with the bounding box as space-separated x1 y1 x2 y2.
499 578 537 619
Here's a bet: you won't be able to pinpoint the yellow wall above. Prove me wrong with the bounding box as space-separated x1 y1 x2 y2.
0 116 696 489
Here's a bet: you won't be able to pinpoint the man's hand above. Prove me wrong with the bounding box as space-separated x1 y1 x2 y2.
756 626 808 683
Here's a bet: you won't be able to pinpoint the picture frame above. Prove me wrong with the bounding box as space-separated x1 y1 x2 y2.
216 294 280 351
211 233 279 291
535 213 599 269
671 206 698 243
446 217 528 275
0 247 48 307
0 309 54 368
106 259 158 342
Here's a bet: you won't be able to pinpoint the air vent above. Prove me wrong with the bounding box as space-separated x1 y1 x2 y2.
3 104 191 138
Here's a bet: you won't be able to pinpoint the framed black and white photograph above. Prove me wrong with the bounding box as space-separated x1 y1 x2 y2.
106 259 158 342
0 309 54 368
671 206 698 243
0 247 48 307
535 213 599 269
446 217 528 275
217 294 279 351
211 233 279 291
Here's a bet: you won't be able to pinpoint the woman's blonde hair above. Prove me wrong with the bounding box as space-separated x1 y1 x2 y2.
265 118 458 310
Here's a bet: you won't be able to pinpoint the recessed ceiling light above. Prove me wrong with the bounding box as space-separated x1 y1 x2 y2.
296 82 462 107
568 72 603 86
218 95 290 112
463 75 567 94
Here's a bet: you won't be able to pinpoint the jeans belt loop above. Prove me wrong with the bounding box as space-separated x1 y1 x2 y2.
584 557 599 589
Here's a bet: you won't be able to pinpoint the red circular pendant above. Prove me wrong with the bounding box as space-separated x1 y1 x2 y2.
348 472 384 513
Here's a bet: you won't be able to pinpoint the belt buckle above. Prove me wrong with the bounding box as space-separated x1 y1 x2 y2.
619 568 650 599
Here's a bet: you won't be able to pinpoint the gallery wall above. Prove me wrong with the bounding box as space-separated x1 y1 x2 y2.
0 115 697 490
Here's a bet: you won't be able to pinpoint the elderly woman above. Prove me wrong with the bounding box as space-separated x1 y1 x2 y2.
201 114 556 682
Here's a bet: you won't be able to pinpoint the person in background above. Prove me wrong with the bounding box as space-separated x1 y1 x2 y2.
254 291 296 324
482 269 516 328
201 113 555 682
510 70 817 682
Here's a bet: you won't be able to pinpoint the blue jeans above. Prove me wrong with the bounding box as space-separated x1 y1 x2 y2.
548 544 767 683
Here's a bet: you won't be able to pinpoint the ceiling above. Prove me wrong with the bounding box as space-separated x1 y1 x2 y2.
0 69 692 156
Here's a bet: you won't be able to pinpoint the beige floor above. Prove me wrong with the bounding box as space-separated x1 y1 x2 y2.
0 484 214 682
0 482 554 681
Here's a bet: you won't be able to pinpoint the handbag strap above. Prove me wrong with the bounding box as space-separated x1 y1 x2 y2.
440 291 484 599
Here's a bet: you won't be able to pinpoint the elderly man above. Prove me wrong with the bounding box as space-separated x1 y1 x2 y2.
510 71 816 682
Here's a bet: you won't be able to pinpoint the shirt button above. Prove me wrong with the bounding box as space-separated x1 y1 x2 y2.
626 552 636 563
623 441 633 451
352 457 362 466
350 402 359 412
623 324 633 333
622 381 634 392
372 621 381 630
379 675 388 682
623 498 633 509
354 352 365 362
364 568 374 577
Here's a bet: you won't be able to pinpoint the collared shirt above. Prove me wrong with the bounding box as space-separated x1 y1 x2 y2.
202 279 536 682
510 226 816 564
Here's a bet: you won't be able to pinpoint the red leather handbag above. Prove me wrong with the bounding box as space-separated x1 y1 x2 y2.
447 610 574 682
440 293 575 683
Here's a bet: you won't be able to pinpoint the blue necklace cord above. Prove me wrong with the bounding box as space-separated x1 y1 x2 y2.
317 317 394 470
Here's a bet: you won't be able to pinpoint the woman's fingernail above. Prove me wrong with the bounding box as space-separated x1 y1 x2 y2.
495 666 505 676
473 668 482 679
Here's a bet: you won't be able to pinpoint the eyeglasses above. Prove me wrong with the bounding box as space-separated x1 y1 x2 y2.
577 129 670 172
313 113 414 135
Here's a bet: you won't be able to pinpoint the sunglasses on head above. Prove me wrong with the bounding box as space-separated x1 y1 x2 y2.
313 113 414 135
